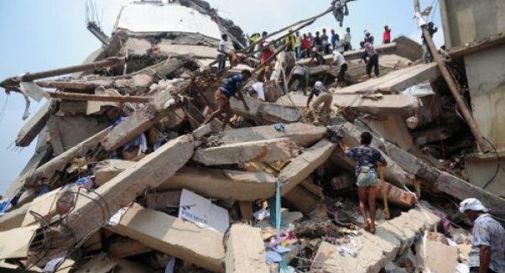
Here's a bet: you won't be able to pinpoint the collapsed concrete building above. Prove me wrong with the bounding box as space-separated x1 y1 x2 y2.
0 0 504 272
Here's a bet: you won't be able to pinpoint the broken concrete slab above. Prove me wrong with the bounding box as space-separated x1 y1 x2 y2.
362 115 417 151
22 127 110 187
15 100 51 147
57 135 195 251
279 139 335 195
108 238 152 258
193 138 299 166
47 115 109 155
283 181 321 215
93 159 135 186
312 206 440 273
101 110 155 152
217 123 326 147
110 203 225 273
433 172 505 219
415 233 459 273
277 92 420 116
230 96 301 123
330 63 439 95
0 225 38 259
0 202 31 232
225 224 269 273
160 167 276 201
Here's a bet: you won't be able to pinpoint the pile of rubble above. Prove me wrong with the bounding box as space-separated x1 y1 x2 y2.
0 1 504 273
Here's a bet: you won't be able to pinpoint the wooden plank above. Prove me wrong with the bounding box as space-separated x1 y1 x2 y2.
47 92 152 103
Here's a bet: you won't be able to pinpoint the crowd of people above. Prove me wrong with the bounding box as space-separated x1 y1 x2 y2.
209 18 505 273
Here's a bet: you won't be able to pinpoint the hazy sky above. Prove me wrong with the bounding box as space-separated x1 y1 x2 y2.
0 0 443 194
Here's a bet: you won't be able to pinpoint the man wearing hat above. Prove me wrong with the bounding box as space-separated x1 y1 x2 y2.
307 81 333 124
460 198 505 273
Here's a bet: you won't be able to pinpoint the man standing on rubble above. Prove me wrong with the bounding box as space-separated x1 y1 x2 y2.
203 70 251 131
344 132 387 234
217 34 230 72
383 25 392 44
343 27 352 51
363 41 380 78
460 198 505 273
306 81 333 124
333 50 348 86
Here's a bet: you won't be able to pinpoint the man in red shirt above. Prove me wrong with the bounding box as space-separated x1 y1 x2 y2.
301 34 312 59
383 25 391 44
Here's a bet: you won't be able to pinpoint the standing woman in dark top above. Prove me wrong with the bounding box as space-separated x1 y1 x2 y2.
344 132 387 234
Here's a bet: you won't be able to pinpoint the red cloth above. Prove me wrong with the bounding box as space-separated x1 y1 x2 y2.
301 37 312 50
383 30 391 43
260 48 274 64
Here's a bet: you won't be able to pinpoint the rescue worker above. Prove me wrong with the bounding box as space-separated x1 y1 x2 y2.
307 81 333 123
460 198 505 273
203 70 251 131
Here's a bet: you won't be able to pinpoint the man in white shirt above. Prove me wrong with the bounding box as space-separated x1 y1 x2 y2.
343 27 352 51
460 198 505 273
217 34 230 72
333 50 348 85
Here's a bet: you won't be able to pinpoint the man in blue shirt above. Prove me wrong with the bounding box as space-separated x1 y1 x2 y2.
344 132 387 234
204 70 251 131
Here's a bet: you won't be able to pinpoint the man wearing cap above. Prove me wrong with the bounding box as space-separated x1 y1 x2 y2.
460 198 505 273
307 81 333 123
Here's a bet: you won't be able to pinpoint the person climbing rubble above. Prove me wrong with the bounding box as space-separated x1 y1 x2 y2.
422 22 438 63
460 198 505 273
343 132 387 234
203 70 251 131
332 0 349 27
307 81 333 124
287 64 310 94
333 49 348 86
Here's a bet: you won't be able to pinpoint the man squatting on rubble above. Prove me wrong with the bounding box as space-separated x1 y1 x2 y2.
333 48 348 86
287 64 310 95
203 70 251 130
306 81 333 124
460 198 505 273
344 132 387 234
217 34 230 72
